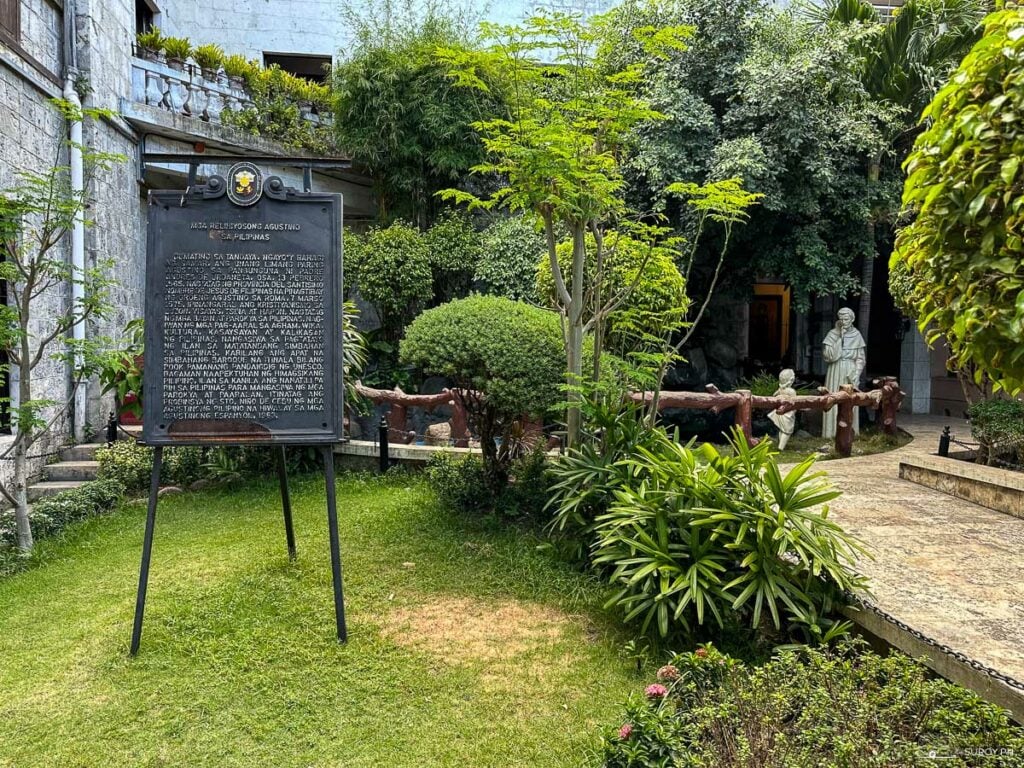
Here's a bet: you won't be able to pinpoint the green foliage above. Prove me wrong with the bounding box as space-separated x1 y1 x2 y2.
221 64 334 154
423 211 481 304
892 6 1024 394
347 221 433 341
740 370 816 397
192 43 225 73
223 53 252 80
333 4 503 225
968 398 1024 464
596 640 1024 768
96 441 206 492
136 27 163 52
425 452 493 515
550 418 866 641
538 232 688 354
474 215 545 302
342 300 368 402
401 295 565 489
601 0 885 305
401 296 565 420
426 448 552 521
98 318 144 418
161 36 192 62
0 478 125 555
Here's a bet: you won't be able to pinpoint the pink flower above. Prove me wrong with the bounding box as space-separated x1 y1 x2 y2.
656 664 680 682
694 647 708 659
618 723 633 741
644 683 668 699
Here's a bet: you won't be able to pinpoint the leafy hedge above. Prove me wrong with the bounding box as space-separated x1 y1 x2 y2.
597 641 1024 768
892 7 1024 393
1 478 126 576
96 441 205 492
968 399 1024 466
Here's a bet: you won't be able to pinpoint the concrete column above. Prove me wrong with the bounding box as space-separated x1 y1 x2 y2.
900 324 931 414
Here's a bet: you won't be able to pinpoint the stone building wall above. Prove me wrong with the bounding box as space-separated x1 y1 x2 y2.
1 16 75 488
76 0 148 431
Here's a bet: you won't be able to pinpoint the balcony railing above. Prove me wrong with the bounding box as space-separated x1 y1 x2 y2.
129 52 332 133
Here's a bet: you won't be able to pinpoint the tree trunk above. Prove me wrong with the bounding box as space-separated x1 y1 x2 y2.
565 225 587 448
12 435 32 551
858 154 882 348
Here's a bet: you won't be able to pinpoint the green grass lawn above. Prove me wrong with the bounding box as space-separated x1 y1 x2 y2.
0 474 640 768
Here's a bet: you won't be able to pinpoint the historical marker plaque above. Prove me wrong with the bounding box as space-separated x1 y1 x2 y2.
144 172 343 445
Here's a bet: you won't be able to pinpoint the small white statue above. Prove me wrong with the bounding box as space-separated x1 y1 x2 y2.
822 307 866 439
768 368 798 450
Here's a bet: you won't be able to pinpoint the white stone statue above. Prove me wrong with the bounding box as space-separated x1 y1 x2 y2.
767 368 798 450
822 307 866 439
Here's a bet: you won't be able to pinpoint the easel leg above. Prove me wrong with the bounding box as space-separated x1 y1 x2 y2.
130 446 163 656
323 445 347 642
278 446 296 560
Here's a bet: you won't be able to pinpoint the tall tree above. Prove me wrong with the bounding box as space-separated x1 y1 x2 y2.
438 13 695 445
333 1 504 227
803 0 989 343
0 100 120 551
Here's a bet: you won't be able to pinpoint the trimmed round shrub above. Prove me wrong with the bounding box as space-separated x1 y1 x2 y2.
400 295 565 420
536 232 688 353
401 295 565 491
474 215 545 302
892 7 1024 394
348 220 432 339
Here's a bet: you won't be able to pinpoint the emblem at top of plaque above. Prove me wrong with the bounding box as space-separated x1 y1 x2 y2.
226 161 263 206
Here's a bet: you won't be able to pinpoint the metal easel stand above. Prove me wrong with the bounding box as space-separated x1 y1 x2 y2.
129 444 347 655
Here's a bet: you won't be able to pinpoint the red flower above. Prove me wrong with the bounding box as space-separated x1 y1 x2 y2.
644 683 668 699
617 723 633 741
695 647 708 658
656 664 680 682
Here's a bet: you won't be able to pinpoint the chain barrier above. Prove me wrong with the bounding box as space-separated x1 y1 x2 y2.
847 592 1024 694
947 433 1024 472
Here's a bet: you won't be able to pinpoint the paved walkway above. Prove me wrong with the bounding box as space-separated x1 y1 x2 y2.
814 414 1024 709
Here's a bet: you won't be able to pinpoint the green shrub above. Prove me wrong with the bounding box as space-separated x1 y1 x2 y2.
0 478 125 553
551 423 866 641
424 211 481 304
536 232 688 353
425 452 492 514
426 447 552 520
892 7 1024 394
96 441 207 492
401 296 566 491
474 216 545 302
348 221 433 340
596 641 1024 768
968 399 1024 466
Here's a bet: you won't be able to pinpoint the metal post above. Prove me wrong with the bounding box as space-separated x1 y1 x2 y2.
277 445 296 559
322 445 347 642
106 411 118 446
939 426 951 457
378 415 389 473
130 445 163 656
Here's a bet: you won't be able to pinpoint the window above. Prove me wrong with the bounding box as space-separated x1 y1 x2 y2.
135 0 158 35
0 0 20 43
263 53 332 84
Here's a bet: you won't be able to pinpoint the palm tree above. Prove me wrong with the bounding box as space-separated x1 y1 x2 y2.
801 0 989 345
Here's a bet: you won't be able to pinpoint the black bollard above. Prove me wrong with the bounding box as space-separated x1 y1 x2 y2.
378 415 390 473
106 411 118 446
938 425 951 457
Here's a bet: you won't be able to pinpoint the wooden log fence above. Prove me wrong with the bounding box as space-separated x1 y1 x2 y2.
354 377 904 459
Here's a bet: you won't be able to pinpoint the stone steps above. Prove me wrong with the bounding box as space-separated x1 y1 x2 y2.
61 443 104 462
45 460 101 482
28 480 90 502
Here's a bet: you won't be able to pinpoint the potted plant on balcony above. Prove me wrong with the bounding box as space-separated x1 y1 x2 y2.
162 36 192 71
136 27 164 62
193 43 225 82
223 54 253 92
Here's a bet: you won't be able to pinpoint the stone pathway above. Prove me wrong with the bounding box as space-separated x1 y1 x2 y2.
815 414 1024 716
